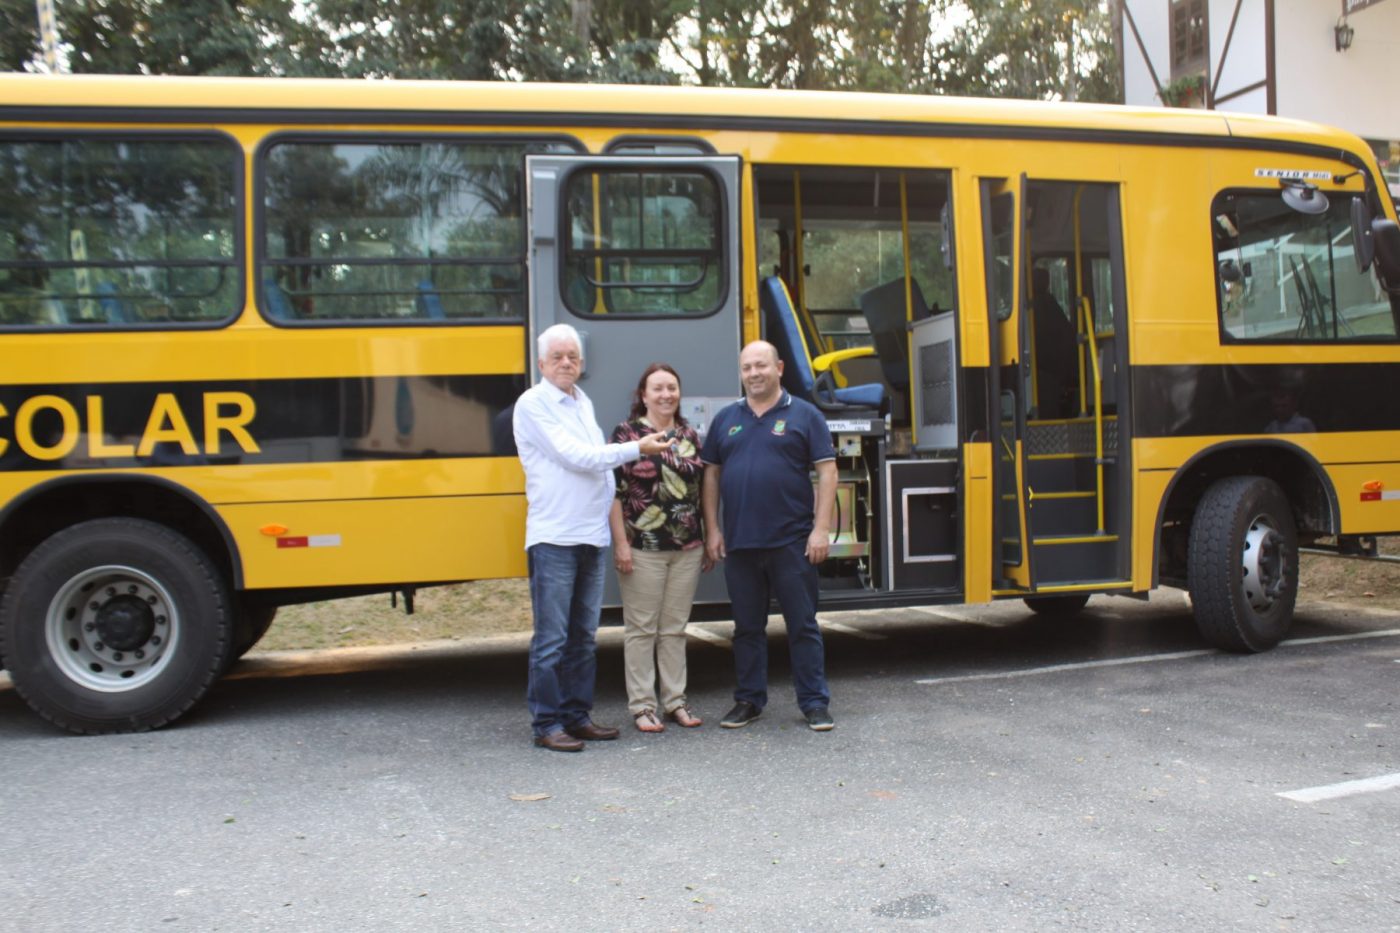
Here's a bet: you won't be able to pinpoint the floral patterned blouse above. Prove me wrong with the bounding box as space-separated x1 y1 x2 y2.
610 418 705 551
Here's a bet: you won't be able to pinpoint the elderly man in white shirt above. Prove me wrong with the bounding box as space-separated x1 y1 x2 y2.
513 323 673 752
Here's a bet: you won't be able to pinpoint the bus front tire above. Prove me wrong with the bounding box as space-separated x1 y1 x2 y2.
0 518 232 735
1023 594 1091 615
1187 476 1298 653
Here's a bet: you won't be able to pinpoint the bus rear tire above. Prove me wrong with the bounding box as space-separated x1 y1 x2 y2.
1187 476 1298 653
1023 594 1090 615
0 518 232 734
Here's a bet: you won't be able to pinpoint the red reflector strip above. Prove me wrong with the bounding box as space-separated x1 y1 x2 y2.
276 536 309 548
1360 491 1381 501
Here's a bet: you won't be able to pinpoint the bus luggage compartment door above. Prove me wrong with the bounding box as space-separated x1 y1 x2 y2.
885 459 960 591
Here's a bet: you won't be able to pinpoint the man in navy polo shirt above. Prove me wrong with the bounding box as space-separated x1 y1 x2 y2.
701 340 838 731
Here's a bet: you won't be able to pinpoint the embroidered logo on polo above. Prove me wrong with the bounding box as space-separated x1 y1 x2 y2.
728 425 743 436
771 419 787 435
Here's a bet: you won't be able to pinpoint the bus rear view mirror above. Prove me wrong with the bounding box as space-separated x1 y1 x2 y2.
1373 218 1400 292
1350 197 1376 273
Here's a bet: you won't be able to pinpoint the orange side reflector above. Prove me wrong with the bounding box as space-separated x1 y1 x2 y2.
260 523 289 536
1362 481 1383 491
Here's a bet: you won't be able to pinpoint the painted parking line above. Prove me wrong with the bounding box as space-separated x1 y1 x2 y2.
915 627 1400 686
818 618 888 641
915 648 1216 685
1277 772 1400 803
908 606 984 624
685 624 732 649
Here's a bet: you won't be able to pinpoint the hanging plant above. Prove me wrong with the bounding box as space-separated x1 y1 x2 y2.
1159 74 1206 108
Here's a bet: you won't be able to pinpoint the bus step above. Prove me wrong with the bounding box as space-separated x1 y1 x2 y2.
1031 535 1120 583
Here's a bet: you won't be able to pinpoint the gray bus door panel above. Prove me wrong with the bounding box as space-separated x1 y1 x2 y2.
526 155 742 608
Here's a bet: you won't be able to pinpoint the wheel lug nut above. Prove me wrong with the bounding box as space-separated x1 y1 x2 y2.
147 596 157 605
84 623 96 632
128 585 138 594
112 652 124 661
134 650 145 660
151 636 162 646
156 616 166 625
93 642 104 651
107 587 116 596
89 601 100 610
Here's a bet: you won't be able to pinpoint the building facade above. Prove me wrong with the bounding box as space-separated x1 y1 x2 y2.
1119 0 1400 194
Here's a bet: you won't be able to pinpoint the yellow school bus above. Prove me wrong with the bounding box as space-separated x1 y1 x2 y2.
2 74 1398 733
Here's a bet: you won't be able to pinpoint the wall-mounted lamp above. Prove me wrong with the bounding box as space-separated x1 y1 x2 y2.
1335 15 1354 52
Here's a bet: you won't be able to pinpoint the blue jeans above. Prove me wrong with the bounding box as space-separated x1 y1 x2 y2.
526 543 605 737
724 540 830 713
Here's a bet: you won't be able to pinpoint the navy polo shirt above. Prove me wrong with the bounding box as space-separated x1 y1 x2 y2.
701 391 836 550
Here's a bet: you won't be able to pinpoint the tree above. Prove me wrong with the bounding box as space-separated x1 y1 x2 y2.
1 0 42 72
932 0 1120 102
1 0 1121 103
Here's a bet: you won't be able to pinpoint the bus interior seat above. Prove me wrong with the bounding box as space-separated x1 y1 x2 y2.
95 281 134 323
415 280 448 319
857 277 931 392
759 275 886 412
262 275 295 320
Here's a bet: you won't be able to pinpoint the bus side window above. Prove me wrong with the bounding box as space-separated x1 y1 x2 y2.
260 137 575 325
1215 189 1399 342
0 136 239 329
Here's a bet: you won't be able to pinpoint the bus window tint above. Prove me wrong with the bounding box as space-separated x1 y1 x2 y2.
1214 191 1400 341
0 137 237 328
262 139 568 323
561 170 722 316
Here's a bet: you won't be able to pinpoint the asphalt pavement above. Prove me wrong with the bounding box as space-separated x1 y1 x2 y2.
1 590 1398 932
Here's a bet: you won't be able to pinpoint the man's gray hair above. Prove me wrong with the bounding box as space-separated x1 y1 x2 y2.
537 323 583 360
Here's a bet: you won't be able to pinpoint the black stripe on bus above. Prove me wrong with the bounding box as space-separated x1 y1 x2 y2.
0 374 526 472
0 104 1371 170
1131 362 1400 438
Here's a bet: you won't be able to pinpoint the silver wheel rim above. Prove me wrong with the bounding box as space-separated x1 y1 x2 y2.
44 565 180 692
1240 514 1286 613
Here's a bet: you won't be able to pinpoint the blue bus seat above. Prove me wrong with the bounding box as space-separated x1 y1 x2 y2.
262 275 295 320
95 281 134 323
415 280 447 319
759 276 885 412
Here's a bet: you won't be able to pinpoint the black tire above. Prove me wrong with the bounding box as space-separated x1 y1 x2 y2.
1188 476 1298 653
230 599 277 662
1023 593 1091 615
0 518 232 734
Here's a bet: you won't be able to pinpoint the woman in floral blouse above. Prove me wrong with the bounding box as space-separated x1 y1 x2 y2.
609 363 708 732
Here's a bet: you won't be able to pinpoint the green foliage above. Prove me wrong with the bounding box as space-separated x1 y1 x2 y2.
1 0 1121 102
1158 73 1205 107
1 0 42 72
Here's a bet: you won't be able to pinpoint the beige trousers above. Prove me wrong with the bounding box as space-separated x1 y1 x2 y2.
617 547 703 716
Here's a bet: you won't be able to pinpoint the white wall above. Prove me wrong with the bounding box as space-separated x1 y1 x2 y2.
1208 0 1267 104
1274 0 1400 140
1122 0 1171 106
1121 0 1400 141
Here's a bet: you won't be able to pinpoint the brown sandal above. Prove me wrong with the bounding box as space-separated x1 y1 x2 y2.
668 705 703 728
634 709 665 733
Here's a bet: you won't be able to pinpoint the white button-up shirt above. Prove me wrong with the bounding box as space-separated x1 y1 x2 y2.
513 379 640 549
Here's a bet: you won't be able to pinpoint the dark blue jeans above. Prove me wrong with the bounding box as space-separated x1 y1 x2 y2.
724 540 830 713
526 543 605 737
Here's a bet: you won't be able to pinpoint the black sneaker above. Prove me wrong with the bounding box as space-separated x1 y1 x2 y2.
804 707 834 731
720 701 762 728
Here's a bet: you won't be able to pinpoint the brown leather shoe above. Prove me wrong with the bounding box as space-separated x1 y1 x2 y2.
564 721 620 741
534 731 584 752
